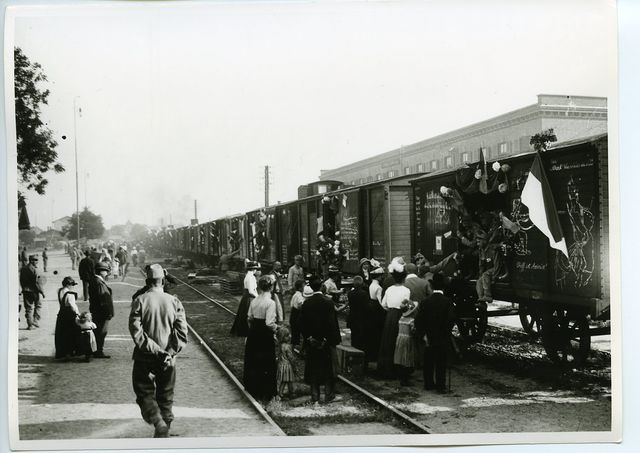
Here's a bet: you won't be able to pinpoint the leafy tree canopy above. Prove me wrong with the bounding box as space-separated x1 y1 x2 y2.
15 46 64 195
62 208 105 240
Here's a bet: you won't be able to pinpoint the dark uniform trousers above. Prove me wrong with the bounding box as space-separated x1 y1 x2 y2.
132 359 176 425
423 344 447 390
22 291 42 327
81 279 90 301
94 318 110 354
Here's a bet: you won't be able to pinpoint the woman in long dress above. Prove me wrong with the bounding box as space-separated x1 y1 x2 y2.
364 265 385 365
54 276 80 359
243 276 278 401
377 258 411 379
230 261 260 337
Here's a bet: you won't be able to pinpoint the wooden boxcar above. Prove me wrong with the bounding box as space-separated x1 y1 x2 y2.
410 134 609 363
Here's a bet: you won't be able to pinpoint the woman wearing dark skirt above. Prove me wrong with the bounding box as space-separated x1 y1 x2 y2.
55 277 80 360
347 276 369 352
243 276 278 401
230 261 260 337
377 258 412 379
364 264 385 364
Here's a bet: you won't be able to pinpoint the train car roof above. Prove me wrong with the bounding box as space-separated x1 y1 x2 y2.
409 132 608 184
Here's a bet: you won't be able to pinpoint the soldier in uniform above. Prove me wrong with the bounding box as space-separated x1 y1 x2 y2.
129 264 188 438
19 255 45 330
78 250 95 301
88 261 114 358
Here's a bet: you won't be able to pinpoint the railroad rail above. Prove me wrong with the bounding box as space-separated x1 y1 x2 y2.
137 268 286 436
167 272 431 435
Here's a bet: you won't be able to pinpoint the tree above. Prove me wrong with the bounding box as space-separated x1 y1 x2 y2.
130 223 149 243
15 46 64 196
62 208 105 240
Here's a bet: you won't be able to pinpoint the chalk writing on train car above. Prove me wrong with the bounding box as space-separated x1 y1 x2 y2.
510 198 533 256
424 190 451 227
554 176 595 289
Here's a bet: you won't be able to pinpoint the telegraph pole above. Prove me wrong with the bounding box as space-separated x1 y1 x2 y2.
73 97 80 243
264 165 270 207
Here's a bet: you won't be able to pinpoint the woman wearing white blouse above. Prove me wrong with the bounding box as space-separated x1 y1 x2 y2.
231 261 260 337
54 276 81 360
243 276 278 401
377 258 413 378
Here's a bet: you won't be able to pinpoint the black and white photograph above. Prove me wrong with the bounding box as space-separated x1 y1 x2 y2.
4 0 621 450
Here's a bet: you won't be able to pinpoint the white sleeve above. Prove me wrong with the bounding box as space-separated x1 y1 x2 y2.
381 290 389 309
67 293 79 314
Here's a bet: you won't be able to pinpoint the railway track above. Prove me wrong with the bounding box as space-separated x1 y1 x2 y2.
159 270 431 435
136 268 286 436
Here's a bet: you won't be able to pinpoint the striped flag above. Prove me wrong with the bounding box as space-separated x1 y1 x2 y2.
521 153 568 257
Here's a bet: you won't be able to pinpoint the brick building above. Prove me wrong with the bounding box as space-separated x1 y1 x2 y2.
319 94 607 185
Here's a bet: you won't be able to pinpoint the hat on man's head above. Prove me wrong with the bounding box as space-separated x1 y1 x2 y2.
359 258 371 266
62 276 77 287
146 263 164 280
246 260 260 270
302 285 314 297
328 265 340 274
95 261 110 273
28 255 38 262
429 272 447 290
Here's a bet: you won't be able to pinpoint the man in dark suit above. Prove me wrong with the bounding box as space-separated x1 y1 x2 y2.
414 273 456 393
78 250 95 301
88 261 114 358
300 274 341 403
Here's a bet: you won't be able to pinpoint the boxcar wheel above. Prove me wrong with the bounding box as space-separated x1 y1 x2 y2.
518 305 543 337
541 306 590 365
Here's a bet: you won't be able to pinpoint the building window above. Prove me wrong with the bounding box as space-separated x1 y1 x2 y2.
388 170 396 178
367 176 373 182
404 166 412 175
461 152 470 163
430 160 438 171
417 163 425 172
350 180 356 186
445 156 453 168
317 184 327 194
376 173 383 181
499 142 508 155
360 178 365 184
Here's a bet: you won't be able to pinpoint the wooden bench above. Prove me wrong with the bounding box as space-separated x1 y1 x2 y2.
336 344 365 377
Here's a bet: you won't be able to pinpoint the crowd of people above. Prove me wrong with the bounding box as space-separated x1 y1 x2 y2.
230 252 458 405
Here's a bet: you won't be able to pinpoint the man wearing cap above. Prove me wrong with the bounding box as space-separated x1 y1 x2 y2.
414 273 456 393
129 264 188 438
19 255 45 330
78 250 95 301
88 261 114 358
287 255 305 292
116 245 129 281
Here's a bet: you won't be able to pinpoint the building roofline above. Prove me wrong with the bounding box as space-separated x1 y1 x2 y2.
320 95 607 178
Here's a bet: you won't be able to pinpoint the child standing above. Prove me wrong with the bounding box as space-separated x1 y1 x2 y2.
394 300 418 386
276 326 296 399
75 311 97 362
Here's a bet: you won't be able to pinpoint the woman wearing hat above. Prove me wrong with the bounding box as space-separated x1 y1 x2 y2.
363 260 385 366
230 260 260 337
358 258 372 288
54 276 81 360
393 300 418 386
377 257 413 379
323 265 343 304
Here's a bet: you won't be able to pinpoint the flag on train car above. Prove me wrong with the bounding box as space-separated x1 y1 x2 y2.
478 148 489 194
521 153 568 257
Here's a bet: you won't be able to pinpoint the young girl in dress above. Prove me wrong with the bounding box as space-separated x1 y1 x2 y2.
75 311 97 362
276 326 296 399
394 300 418 386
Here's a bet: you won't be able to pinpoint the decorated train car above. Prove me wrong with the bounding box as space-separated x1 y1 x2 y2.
410 133 609 363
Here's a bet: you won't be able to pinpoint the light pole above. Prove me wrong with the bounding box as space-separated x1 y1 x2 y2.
73 97 80 244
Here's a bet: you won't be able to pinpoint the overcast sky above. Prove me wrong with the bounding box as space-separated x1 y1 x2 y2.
9 0 616 230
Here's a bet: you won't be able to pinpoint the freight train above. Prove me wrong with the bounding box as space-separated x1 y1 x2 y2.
150 133 610 364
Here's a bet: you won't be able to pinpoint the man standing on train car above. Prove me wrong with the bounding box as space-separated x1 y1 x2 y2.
414 273 456 393
129 264 188 438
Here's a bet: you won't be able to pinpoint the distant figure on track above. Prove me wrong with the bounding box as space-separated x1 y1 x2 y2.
42 247 48 272
300 274 341 404
230 260 260 337
243 276 278 402
70 246 79 270
78 250 95 301
129 264 188 438
19 255 45 330
414 273 456 393
88 261 114 358
20 246 28 268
